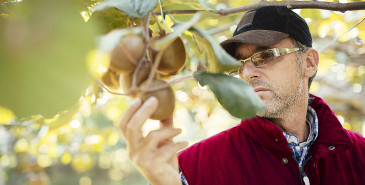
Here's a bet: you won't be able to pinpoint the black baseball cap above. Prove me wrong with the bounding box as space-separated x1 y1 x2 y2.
220 6 312 55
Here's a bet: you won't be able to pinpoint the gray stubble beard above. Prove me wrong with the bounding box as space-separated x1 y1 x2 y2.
255 70 305 119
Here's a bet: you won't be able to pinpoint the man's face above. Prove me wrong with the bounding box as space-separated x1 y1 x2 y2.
235 37 306 118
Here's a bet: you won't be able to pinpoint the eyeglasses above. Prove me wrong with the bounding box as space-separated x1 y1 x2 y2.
229 48 303 76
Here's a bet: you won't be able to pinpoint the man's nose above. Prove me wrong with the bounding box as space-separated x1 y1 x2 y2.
241 61 261 80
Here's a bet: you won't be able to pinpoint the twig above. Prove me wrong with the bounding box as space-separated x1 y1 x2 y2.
97 80 133 96
131 51 147 91
206 19 240 35
318 16 365 52
153 1 365 16
145 75 194 93
131 13 153 93
143 13 152 43
128 17 136 27
144 46 166 89
152 13 163 33
158 0 165 25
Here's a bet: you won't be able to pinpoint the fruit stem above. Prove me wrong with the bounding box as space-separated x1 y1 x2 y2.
142 13 152 43
128 17 136 27
158 0 165 25
96 80 134 96
152 13 164 34
144 46 166 89
144 74 194 93
131 46 148 90
132 14 151 92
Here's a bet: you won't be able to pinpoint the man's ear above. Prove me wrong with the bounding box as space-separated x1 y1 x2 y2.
303 48 319 78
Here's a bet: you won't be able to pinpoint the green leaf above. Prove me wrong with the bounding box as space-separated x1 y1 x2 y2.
0 0 98 119
160 0 204 22
88 7 132 34
91 0 157 18
153 11 202 50
161 0 203 10
194 72 266 119
190 26 241 73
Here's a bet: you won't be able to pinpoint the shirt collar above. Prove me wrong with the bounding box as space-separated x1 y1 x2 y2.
283 105 318 145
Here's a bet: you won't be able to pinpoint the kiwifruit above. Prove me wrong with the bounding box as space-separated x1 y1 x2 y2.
151 36 186 75
156 71 175 80
109 35 145 74
120 61 151 98
137 80 175 120
101 69 120 89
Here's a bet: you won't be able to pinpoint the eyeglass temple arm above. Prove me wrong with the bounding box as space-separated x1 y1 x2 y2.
279 48 303 55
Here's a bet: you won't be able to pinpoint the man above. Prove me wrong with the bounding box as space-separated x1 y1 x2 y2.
119 6 365 185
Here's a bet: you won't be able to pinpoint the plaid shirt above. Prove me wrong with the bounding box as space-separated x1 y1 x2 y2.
180 102 319 185
283 105 318 169
282 105 318 185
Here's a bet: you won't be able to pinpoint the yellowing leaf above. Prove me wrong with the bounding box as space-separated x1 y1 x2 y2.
153 12 202 50
190 26 241 73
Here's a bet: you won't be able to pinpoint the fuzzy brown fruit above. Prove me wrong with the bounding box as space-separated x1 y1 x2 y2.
110 35 145 74
156 71 174 80
101 69 120 89
152 36 186 75
137 80 175 121
120 61 151 98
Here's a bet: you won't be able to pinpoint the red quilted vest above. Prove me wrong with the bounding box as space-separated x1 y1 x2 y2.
178 95 365 185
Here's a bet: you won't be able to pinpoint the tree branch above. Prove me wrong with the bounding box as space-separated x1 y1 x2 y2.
154 1 365 16
206 20 239 35
145 74 194 93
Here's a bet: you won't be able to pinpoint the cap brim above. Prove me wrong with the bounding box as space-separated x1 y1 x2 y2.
220 30 289 56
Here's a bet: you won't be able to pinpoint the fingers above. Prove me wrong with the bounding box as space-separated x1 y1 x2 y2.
126 97 159 146
142 128 182 151
119 98 142 138
118 96 186 185
154 141 189 163
128 128 187 171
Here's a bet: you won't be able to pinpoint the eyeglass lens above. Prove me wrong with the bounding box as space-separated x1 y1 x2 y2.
251 50 276 67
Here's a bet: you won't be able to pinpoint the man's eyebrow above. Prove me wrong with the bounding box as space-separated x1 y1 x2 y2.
255 46 271 52
234 46 271 59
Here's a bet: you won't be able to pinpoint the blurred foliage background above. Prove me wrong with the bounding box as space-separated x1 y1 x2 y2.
1 0 365 184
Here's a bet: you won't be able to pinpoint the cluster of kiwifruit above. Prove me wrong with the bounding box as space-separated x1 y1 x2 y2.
100 30 186 121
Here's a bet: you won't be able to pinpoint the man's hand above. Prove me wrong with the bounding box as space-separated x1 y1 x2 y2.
119 97 188 185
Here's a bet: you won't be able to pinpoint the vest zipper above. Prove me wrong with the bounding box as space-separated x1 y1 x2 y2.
298 155 312 185
299 166 310 185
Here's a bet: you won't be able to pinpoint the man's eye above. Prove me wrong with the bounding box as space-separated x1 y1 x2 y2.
260 51 274 59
